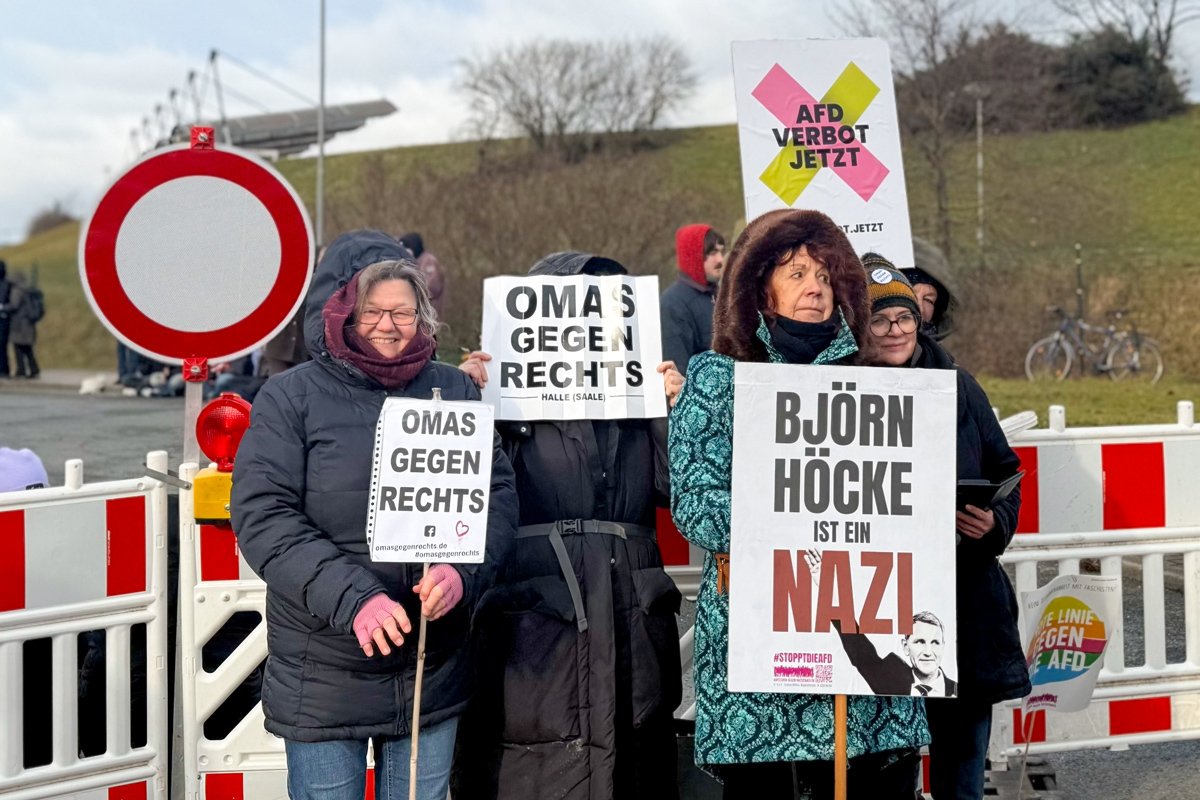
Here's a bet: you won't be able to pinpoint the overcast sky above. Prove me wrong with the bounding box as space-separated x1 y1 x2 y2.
1 1 1197 245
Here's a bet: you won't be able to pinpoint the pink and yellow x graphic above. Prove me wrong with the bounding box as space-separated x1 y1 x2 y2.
752 62 890 204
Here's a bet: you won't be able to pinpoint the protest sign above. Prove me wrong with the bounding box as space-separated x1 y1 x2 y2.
480 274 667 421
366 396 494 563
727 363 957 696
732 39 914 267
1021 574 1120 713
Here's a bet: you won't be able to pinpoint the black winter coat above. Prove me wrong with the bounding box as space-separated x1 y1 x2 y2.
454 252 682 800
659 275 714 376
230 230 518 742
917 336 1031 705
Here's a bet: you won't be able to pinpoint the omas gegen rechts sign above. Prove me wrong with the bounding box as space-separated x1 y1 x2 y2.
366 397 495 564
480 275 666 421
727 363 958 696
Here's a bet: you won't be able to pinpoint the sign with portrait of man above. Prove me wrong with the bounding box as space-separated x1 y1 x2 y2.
726 362 958 697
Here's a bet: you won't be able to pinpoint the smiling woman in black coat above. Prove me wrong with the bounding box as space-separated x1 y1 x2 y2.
231 230 518 800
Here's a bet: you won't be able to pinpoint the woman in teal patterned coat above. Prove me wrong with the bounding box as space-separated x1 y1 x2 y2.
668 210 929 798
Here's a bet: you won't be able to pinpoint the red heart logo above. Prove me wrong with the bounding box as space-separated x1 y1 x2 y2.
455 521 469 537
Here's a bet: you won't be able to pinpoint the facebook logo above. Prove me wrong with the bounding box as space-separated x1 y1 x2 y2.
424 525 436 538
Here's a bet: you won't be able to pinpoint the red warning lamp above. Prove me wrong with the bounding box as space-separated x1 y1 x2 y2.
196 393 252 472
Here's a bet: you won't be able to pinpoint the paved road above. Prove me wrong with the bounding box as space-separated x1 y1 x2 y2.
0 389 184 483
4 387 1198 797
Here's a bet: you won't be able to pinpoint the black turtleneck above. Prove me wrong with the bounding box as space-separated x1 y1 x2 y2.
768 316 839 365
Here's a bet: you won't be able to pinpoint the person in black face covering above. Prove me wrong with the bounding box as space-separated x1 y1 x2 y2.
453 251 685 800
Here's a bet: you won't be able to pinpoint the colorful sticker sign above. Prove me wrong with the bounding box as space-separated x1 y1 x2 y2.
732 39 914 267
1021 574 1121 713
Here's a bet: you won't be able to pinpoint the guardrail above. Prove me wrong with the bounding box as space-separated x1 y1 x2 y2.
0 452 169 800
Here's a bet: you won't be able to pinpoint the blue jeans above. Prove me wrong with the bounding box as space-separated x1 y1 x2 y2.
926 698 992 800
284 717 458 800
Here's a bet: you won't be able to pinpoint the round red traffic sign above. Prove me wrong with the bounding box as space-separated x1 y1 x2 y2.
79 142 314 365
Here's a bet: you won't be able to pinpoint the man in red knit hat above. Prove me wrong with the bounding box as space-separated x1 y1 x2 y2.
661 223 724 375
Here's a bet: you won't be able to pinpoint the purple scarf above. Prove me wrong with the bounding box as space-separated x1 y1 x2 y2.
322 278 435 390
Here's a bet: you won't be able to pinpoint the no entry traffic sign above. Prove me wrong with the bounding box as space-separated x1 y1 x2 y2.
79 141 314 365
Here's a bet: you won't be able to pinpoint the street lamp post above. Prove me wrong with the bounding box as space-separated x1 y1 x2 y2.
316 0 326 249
963 83 988 268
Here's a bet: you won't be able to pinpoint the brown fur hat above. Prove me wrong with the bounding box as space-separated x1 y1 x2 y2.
711 209 869 362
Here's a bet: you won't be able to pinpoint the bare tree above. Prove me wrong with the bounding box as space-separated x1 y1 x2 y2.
1052 0 1197 69
836 0 980 260
457 37 697 160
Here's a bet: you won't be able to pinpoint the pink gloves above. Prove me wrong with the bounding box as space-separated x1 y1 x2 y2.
353 593 406 651
418 564 464 620
352 565 464 657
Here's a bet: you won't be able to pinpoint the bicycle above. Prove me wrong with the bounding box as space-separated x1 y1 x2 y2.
1024 307 1163 383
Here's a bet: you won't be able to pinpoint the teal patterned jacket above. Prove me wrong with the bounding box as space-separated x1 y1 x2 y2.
668 315 930 766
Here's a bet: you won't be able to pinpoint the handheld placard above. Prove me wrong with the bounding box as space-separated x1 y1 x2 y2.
365 386 495 800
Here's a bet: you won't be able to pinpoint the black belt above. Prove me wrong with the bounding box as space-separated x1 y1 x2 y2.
516 519 656 633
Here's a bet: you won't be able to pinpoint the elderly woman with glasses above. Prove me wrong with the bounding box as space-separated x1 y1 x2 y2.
859 253 1028 800
231 230 518 800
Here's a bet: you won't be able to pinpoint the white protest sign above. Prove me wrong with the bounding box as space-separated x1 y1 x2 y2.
732 39 914 267
728 363 957 696
366 397 494 563
1021 574 1120 714
480 275 667 421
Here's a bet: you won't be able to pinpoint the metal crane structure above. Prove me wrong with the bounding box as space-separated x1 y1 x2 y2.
130 49 395 160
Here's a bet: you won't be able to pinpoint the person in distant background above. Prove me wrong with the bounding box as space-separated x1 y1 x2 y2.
660 224 724 375
399 232 446 318
902 237 958 342
8 272 44 379
0 260 13 378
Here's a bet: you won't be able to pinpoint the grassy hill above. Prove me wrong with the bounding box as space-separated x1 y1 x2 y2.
4 109 1198 415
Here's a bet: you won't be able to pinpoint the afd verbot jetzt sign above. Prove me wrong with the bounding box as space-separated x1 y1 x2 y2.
732 39 914 268
480 275 667 421
366 396 495 563
728 364 957 696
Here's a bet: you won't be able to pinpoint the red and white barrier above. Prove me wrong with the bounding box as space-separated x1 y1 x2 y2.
990 401 1200 764
0 453 169 800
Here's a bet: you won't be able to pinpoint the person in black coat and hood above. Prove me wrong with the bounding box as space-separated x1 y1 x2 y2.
859 255 1029 800
453 252 685 800
230 230 518 800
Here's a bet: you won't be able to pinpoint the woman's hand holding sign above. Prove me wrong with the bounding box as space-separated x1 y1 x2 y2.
460 350 492 389
414 564 465 620
658 360 684 408
956 504 995 540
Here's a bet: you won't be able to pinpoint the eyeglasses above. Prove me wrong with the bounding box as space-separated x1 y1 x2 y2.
869 313 918 337
357 307 418 326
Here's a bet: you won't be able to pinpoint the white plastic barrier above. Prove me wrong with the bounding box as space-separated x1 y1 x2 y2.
990 401 1200 762
176 462 379 800
0 452 170 800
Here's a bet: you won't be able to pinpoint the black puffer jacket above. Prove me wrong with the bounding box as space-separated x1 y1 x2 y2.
230 230 518 742
453 252 682 800
917 335 1030 705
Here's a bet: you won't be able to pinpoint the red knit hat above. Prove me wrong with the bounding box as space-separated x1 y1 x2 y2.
675 223 712 284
